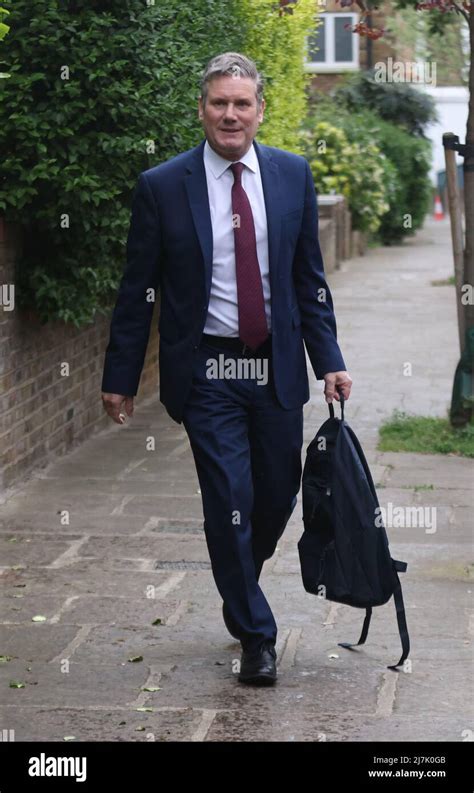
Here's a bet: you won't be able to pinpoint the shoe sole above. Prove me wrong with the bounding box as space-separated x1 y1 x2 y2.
238 672 277 685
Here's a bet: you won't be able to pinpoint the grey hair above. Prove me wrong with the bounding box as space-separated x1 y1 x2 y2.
200 52 264 108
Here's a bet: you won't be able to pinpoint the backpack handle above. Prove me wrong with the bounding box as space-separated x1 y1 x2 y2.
328 390 345 420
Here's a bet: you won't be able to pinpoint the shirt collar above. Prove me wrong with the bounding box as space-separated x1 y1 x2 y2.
204 138 258 179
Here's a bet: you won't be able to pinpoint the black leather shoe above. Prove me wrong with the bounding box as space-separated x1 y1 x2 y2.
222 603 241 640
238 640 277 685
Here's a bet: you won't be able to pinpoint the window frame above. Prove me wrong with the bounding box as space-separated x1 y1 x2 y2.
304 12 360 73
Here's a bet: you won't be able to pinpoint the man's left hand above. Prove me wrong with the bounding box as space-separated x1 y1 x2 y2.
323 371 352 403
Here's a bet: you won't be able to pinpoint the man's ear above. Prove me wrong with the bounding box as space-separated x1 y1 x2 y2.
198 95 204 120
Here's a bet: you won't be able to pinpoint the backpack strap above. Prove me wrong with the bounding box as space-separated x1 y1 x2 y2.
387 561 410 671
338 607 372 651
393 558 407 573
328 392 344 421
338 560 410 669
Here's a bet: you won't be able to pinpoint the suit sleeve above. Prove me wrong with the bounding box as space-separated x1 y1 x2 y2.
293 159 347 379
101 172 161 396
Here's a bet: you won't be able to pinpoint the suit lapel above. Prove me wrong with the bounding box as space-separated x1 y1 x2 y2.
253 139 283 301
184 137 283 304
184 140 214 301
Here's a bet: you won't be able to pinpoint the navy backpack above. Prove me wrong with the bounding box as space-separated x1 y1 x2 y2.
298 394 410 670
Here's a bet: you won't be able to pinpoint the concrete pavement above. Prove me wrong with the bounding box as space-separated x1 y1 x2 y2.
0 217 472 742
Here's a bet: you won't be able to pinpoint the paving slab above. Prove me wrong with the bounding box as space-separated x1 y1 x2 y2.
0 218 472 743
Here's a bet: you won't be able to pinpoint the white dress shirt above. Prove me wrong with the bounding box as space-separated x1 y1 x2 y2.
202 139 272 337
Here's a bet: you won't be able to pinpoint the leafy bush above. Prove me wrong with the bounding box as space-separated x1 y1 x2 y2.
304 96 432 243
301 115 393 234
370 118 432 244
332 69 438 136
1 0 317 326
241 0 318 153
0 5 9 40
0 0 243 326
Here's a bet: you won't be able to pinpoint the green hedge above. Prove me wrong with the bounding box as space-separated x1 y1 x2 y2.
1 0 317 326
370 118 432 244
333 69 438 137
0 0 243 326
304 96 432 244
0 5 9 42
301 113 395 234
242 0 318 153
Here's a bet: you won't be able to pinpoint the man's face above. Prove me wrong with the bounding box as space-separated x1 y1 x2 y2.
198 75 265 161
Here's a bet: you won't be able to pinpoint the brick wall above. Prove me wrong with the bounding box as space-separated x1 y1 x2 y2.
0 221 159 493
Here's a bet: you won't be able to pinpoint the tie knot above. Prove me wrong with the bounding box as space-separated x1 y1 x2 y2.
230 161 244 183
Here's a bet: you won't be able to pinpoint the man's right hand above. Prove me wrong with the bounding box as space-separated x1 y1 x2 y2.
101 393 134 425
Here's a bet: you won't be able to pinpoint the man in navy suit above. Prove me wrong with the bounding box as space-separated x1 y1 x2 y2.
102 52 352 685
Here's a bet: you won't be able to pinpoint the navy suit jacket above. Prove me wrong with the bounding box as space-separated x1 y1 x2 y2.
101 138 346 423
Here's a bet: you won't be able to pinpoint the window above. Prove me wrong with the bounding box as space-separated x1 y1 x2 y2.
305 12 359 72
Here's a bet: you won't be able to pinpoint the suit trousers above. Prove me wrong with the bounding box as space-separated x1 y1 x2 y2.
181 337 304 653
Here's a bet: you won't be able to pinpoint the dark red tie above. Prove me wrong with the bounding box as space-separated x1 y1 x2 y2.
230 162 269 351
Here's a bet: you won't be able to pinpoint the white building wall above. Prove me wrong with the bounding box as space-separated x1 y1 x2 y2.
414 85 468 185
